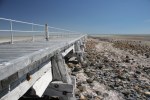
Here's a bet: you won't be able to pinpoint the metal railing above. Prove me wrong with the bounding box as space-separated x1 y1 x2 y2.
0 17 82 44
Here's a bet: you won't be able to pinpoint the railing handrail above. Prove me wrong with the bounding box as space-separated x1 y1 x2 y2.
0 17 44 27
0 17 84 43
48 26 77 33
0 17 79 33
0 30 44 33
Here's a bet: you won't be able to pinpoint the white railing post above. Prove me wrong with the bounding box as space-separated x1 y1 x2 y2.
10 20 13 44
45 24 49 41
32 24 34 42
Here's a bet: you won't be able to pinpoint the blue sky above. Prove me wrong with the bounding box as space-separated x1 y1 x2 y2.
0 0 150 34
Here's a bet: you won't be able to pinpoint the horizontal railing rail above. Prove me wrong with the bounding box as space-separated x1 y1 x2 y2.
0 17 45 27
0 17 83 44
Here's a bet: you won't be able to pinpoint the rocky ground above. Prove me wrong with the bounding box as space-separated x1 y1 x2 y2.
66 37 150 100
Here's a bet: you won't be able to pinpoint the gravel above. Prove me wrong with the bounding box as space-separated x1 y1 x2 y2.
66 37 150 100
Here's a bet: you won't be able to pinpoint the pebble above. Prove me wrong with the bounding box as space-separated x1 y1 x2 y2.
72 67 82 72
85 72 95 78
75 88 80 96
102 93 109 98
78 86 87 92
144 92 150 97
95 96 103 100
95 91 102 95
80 94 87 100
67 63 74 68
86 78 93 83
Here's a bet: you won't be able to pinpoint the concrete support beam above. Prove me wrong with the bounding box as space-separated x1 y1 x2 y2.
62 45 74 57
0 61 51 100
32 62 52 97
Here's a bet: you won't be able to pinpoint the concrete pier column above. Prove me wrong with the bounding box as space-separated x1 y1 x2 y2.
79 39 85 52
44 52 75 100
74 40 84 63
51 52 72 83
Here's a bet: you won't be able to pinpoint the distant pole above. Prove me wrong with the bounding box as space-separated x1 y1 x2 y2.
45 24 49 41
10 20 13 44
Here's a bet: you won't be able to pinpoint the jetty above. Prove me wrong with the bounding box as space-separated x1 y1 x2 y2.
0 18 86 100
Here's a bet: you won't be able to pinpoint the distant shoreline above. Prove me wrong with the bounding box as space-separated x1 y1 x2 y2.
88 34 150 36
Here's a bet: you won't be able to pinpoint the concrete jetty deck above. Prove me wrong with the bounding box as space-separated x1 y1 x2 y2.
0 35 86 100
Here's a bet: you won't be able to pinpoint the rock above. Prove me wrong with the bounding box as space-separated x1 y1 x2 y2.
69 56 77 61
81 61 88 68
126 55 129 59
102 93 109 98
75 64 82 68
144 92 150 97
78 86 86 92
135 70 141 74
84 68 90 73
85 72 95 78
103 57 109 63
94 63 103 69
86 78 93 83
72 67 81 72
67 63 74 68
122 89 130 97
95 91 102 95
80 94 87 100
82 81 88 84
117 75 126 80
75 88 80 96
95 96 103 100
76 73 87 82
76 81 82 86
94 77 100 82
145 53 149 58
89 82 95 87
90 61 96 66
87 94 93 99
71 72 78 76
125 59 130 63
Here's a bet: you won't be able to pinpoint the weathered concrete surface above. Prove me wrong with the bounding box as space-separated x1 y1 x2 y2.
0 35 86 100
0 35 85 81
0 59 51 100
32 62 52 97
